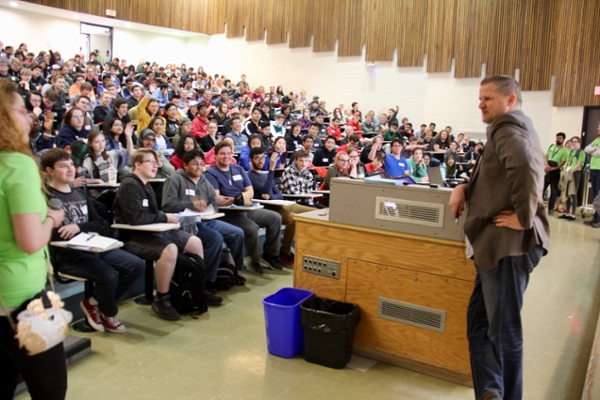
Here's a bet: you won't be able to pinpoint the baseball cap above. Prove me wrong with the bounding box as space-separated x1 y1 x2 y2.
69 141 89 167
353 112 361 117
179 117 192 126
140 129 156 140
188 101 198 107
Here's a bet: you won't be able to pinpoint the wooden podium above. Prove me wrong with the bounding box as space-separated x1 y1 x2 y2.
293 179 475 387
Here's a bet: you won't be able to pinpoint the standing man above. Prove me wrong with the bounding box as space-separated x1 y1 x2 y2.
543 132 569 215
449 76 549 400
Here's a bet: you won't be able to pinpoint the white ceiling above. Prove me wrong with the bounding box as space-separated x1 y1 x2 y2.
0 0 207 38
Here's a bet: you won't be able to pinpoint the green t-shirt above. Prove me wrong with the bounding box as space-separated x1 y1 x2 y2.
567 149 587 170
545 144 569 164
0 151 48 307
589 137 600 171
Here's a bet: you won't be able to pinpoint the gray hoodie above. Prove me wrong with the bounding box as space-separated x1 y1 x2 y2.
161 169 218 213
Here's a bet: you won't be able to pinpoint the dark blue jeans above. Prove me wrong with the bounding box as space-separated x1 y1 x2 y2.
196 219 245 281
467 245 544 400
590 169 600 221
55 249 144 317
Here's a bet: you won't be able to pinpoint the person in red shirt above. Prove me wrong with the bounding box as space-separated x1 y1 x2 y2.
327 117 342 140
191 103 209 138
347 112 363 133
169 134 199 170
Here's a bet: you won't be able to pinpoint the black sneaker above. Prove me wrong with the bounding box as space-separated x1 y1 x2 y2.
262 254 283 271
204 291 223 306
152 295 181 321
584 220 597 226
248 262 264 275
204 281 218 294
566 215 576 221
558 214 569 219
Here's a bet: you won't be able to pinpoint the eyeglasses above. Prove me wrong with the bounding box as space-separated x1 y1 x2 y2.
71 115 84 119
142 137 156 142
339 159 350 163
142 160 158 166
252 156 265 161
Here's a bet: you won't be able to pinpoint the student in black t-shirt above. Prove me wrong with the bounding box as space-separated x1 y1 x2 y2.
41 149 144 333
313 135 337 167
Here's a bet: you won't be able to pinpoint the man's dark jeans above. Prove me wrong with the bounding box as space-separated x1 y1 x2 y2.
467 245 544 400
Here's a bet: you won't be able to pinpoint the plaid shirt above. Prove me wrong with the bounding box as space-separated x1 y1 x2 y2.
280 163 314 205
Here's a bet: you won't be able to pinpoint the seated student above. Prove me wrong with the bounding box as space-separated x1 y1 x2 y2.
337 132 361 154
105 118 136 154
383 121 403 142
225 116 249 152
149 116 172 151
285 120 303 152
327 117 342 140
365 150 387 177
270 113 286 138
312 112 328 140
239 134 263 171
280 148 324 208
56 107 89 148
463 141 484 174
102 98 132 137
383 138 409 177
205 141 284 275
244 107 263 136
432 129 451 152
139 129 176 179
171 116 193 149
269 137 288 170
162 149 246 289
164 103 181 138
41 149 144 333
114 148 216 321
170 134 200 170
299 135 315 166
93 91 113 126
347 112 363 133
83 130 131 182
200 121 220 152
248 148 314 267
407 148 429 183
322 151 352 206
313 135 337 167
306 123 323 149
361 114 377 134
258 121 274 150
204 136 238 167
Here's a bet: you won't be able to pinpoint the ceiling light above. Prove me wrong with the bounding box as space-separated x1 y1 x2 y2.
9 1 18 7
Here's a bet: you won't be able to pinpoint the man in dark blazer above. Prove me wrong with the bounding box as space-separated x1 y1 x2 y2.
449 75 550 400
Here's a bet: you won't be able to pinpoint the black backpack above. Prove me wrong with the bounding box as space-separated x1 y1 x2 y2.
169 252 208 317
214 247 246 291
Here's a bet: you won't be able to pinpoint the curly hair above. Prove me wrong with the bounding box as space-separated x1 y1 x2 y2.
0 80 32 156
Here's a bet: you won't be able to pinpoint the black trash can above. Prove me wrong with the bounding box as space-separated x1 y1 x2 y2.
300 296 361 369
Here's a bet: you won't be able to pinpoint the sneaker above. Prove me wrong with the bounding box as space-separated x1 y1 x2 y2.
558 214 569 219
204 291 223 306
80 298 105 332
584 220 597 226
262 254 283 271
278 253 295 269
248 262 264 275
204 281 218 294
566 215 576 221
101 314 126 334
593 221 600 229
548 210 555 216
152 295 181 321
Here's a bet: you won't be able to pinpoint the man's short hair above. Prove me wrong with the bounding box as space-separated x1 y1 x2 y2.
214 140 232 154
294 149 310 160
41 148 71 171
391 138 404 146
114 98 128 109
390 121 399 128
20 68 32 77
132 148 158 168
348 133 360 143
275 113 285 120
250 147 266 158
480 75 522 104
325 135 337 143
556 132 566 140
75 95 91 105
80 82 93 91
183 149 204 164
44 89 59 102
31 63 42 71
302 135 314 143
105 82 116 89
290 121 301 130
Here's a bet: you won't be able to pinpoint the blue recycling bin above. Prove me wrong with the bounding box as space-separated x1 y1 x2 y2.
262 287 314 358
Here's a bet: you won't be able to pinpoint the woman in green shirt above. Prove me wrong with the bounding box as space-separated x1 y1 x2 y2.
0 80 67 399
407 148 429 183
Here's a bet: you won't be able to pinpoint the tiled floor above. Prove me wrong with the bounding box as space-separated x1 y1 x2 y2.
15 215 600 400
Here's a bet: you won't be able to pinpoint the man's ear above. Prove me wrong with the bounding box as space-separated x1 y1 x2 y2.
507 93 517 108
44 166 55 177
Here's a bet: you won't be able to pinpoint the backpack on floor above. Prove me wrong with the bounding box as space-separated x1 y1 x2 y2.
169 252 208 317
214 247 246 291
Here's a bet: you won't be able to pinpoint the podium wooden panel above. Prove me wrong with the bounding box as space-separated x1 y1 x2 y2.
294 209 476 387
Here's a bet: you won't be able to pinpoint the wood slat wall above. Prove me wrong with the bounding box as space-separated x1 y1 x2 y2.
19 0 600 107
